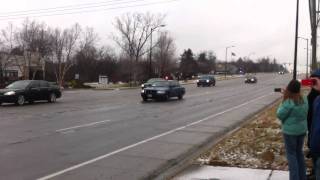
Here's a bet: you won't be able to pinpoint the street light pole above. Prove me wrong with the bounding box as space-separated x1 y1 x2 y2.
225 45 235 79
149 25 165 79
298 37 309 78
293 0 299 80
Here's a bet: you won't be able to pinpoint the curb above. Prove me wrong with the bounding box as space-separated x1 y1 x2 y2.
147 97 282 180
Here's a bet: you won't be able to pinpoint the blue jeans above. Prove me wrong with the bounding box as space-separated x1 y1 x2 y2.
315 157 320 180
283 134 307 180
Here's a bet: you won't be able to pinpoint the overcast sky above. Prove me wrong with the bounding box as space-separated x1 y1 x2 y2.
0 0 313 72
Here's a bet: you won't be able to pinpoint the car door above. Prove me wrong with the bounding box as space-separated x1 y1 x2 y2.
176 82 184 96
39 81 50 100
27 81 41 101
170 81 179 97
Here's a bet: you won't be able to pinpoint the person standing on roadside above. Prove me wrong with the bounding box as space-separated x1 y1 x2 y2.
277 79 308 180
307 70 320 180
309 74 320 180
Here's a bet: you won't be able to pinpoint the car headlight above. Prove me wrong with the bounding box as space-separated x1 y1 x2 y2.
141 90 145 93
157 90 166 94
245 78 248 81
141 84 145 87
4 91 15 96
196 80 199 83
251 79 255 81
206 80 210 83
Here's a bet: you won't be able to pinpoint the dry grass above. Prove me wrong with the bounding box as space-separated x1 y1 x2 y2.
198 100 313 172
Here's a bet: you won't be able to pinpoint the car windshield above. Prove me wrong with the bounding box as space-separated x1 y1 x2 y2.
199 76 212 80
246 76 255 79
6 81 31 89
147 78 164 83
151 81 169 87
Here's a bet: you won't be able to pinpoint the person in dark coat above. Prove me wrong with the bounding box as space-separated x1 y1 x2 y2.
307 70 320 145
307 69 320 179
309 75 320 180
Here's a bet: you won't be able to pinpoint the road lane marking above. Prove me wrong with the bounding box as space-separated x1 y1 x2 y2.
38 92 275 180
55 120 111 133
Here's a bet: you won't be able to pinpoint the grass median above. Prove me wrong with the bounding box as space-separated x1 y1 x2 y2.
197 97 312 172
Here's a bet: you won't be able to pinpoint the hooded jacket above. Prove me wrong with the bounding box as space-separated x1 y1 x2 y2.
277 97 308 135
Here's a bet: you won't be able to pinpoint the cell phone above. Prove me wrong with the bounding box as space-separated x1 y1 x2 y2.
301 79 317 86
274 88 282 92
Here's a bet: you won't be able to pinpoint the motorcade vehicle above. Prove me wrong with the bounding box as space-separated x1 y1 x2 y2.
0 80 62 106
244 75 258 83
141 80 185 101
196 75 216 87
141 78 166 89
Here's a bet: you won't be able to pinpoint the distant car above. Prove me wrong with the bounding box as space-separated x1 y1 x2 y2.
141 78 166 89
244 76 258 84
141 80 185 101
278 71 285 75
0 80 62 106
196 75 216 87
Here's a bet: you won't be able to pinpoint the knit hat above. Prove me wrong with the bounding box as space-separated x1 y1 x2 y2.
311 69 320 78
287 79 301 93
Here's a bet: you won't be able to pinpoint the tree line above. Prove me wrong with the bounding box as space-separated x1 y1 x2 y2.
0 12 285 87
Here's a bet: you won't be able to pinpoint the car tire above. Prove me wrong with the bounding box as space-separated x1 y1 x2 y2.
15 95 25 106
142 97 147 102
48 93 57 103
29 100 34 104
164 94 169 101
178 94 183 100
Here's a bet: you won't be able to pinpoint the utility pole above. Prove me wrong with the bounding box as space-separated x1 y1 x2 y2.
149 25 165 79
309 0 318 72
298 37 309 78
225 45 235 79
293 0 299 80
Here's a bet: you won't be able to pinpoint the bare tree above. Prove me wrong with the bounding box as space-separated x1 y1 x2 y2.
49 23 81 86
153 31 176 77
0 23 17 84
112 12 165 83
14 19 53 80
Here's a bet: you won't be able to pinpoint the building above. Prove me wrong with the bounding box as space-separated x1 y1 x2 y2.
215 63 238 75
0 52 45 84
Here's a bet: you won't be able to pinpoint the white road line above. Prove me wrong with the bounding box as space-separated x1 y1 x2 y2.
38 92 274 180
55 120 111 132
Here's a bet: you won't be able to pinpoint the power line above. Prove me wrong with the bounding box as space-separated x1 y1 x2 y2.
0 0 179 21
0 0 145 17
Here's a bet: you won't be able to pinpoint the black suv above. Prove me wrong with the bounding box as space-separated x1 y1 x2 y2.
196 75 216 87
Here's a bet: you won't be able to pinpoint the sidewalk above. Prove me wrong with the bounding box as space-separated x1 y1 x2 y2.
174 165 288 180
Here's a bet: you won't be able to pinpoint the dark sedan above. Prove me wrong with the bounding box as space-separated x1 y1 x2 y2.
0 80 62 106
141 80 185 101
244 76 258 84
197 75 216 87
141 78 166 89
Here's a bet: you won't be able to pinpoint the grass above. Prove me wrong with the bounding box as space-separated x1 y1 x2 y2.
198 96 312 172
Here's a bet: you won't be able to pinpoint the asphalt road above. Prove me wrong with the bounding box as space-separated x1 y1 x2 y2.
0 73 291 180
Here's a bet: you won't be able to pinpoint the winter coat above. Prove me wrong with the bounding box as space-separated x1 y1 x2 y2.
276 97 308 136
310 96 320 156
